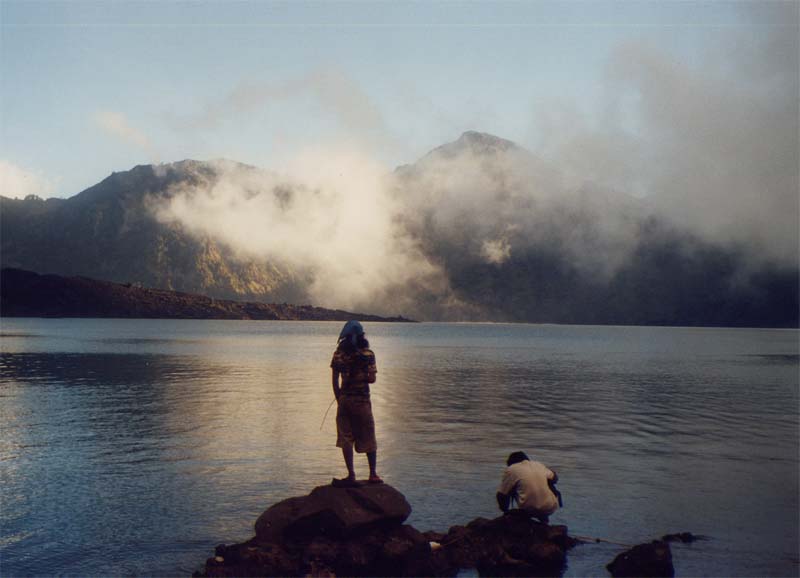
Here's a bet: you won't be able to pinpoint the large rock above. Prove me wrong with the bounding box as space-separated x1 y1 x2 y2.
205 542 296 577
433 511 578 577
206 524 430 578
606 540 674 578
199 486 580 577
254 483 412 544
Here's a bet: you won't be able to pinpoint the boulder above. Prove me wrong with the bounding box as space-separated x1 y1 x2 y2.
606 540 674 578
661 531 702 543
198 486 579 577
254 483 412 544
438 511 578 577
204 542 296 577
302 523 432 577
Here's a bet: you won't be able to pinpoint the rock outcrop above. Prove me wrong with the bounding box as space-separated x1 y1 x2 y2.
196 482 701 577
606 540 674 578
254 484 412 544
423 511 577 578
198 482 578 577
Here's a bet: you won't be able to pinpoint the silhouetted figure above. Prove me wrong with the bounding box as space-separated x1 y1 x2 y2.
496 451 561 523
330 320 381 484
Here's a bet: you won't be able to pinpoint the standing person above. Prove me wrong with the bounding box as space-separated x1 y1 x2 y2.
330 320 381 484
496 451 561 523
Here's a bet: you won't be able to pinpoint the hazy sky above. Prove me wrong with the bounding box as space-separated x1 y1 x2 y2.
2 0 791 198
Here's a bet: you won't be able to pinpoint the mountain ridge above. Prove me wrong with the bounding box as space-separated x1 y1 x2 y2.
1 158 308 306
1 131 797 326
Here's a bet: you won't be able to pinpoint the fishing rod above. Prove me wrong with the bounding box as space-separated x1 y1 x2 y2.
319 397 336 430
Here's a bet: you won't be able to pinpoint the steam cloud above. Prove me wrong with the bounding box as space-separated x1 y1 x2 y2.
167 68 395 154
0 160 55 199
154 151 448 314
153 4 798 317
94 110 159 161
534 3 798 266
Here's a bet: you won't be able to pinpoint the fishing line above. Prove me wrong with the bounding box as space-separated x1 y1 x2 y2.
319 397 336 430
572 535 634 547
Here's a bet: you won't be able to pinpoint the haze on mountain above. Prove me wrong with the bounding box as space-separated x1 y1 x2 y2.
1 132 796 327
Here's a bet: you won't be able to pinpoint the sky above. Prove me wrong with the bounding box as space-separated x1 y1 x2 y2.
2 0 794 198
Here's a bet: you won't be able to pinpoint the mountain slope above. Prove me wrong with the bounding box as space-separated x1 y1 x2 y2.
390 132 798 326
1 133 797 326
1 161 307 303
0 268 411 321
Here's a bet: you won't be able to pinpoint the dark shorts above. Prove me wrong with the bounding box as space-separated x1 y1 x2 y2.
336 394 377 453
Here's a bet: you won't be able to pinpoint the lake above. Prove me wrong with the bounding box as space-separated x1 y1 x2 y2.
1 319 798 576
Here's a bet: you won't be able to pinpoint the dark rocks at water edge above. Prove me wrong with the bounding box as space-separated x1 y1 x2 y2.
606 540 674 578
0 268 413 322
196 482 580 577
661 531 703 544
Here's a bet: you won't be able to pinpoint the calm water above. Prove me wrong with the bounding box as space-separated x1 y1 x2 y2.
1 319 798 577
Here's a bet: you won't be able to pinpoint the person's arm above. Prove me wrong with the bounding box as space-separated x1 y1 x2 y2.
496 492 511 512
546 467 563 508
332 369 341 400
497 468 517 512
367 354 377 383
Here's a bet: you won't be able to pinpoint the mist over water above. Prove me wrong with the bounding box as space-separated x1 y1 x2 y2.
1 319 798 576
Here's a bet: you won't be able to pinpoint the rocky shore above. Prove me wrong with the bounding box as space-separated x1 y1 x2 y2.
196 482 684 577
0 268 413 322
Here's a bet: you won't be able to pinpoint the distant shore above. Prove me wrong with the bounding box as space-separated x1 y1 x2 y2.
0 268 414 322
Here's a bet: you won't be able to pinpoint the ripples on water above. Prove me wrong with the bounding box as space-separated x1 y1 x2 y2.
1 320 798 576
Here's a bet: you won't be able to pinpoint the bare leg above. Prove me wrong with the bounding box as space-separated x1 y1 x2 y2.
341 445 355 480
367 451 382 482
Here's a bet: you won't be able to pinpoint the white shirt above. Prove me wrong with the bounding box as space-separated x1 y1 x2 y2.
497 460 559 514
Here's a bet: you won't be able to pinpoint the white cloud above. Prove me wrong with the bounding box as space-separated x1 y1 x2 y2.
531 2 799 266
481 238 511 265
167 67 397 153
93 110 157 158
152 148 445 314
0 160 56 199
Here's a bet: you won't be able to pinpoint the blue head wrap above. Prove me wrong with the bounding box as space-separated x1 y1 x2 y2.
338 320 364 348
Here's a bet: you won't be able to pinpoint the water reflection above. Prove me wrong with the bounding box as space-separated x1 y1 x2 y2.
0 349 338 576
0 321 797 577
373 334 799 576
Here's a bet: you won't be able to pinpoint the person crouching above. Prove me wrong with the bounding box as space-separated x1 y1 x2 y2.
496 451 560 523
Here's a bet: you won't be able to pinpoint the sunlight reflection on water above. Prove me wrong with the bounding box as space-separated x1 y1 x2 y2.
0 320 798 576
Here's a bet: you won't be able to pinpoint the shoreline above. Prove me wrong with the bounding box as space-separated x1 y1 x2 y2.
0 268 415 323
